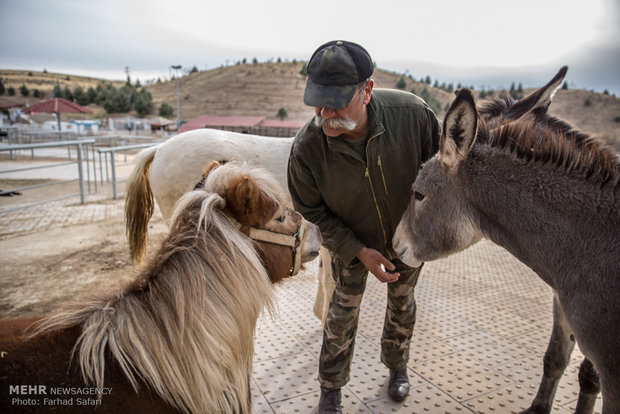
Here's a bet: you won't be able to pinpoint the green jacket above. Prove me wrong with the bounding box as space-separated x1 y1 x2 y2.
287 88 440 266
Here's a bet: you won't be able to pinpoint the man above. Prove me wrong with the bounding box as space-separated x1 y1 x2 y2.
287 40 440 413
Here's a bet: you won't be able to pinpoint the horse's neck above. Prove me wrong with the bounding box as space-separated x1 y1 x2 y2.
466 150 618 292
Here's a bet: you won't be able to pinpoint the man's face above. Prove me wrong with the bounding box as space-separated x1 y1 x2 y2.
313 81 372 139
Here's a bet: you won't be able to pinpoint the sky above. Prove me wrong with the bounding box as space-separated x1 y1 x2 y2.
1 0 619 94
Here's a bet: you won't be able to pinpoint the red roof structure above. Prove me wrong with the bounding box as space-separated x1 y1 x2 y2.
22 98 92 115
180 116 263 133
22 98 92 133
180 116 306 137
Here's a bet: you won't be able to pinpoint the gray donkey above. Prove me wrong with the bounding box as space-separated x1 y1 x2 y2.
394 67 619 414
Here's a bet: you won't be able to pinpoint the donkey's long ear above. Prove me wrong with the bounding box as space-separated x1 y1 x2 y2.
505 66 568 120
441 89 478 169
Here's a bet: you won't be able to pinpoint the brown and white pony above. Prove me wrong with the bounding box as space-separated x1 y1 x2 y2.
0 162 321 414
124 128 335 322
394 67 619 414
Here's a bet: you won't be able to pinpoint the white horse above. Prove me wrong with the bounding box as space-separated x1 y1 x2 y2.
124 128 334 321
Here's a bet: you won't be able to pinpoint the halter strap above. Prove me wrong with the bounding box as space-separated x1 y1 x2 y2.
229 217 304 277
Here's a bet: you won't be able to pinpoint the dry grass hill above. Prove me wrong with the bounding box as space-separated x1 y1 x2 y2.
1 63 619 151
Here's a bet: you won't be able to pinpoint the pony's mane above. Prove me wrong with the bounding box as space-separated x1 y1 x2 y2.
476 94 620 185
34 165 277 414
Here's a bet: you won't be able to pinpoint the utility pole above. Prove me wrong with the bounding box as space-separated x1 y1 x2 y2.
170 65 182 129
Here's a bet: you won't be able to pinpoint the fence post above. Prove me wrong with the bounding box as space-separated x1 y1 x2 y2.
77 143 86 204
110 150 118 199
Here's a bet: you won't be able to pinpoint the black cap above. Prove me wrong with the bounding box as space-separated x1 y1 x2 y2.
304 40 374 109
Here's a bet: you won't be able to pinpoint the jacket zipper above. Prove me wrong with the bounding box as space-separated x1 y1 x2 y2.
377 155 388 195
363 133 392 259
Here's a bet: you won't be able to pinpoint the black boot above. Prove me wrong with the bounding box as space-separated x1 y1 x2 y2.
318 386 342 414
388 368 410 402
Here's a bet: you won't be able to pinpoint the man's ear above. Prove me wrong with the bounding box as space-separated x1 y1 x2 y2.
362 79 374 105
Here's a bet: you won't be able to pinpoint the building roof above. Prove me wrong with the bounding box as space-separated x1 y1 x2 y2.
180 116 264 133
259 119 306 129
22 98 92 114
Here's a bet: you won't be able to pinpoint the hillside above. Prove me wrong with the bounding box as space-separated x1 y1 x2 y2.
144 61 454 122
1 64 619 151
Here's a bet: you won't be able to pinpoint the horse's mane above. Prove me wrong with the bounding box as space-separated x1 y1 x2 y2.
476 94 620 186
34 162 281 414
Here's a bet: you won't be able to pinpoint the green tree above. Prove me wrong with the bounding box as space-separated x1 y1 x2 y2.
509 82 523 100
396 76 406 89
53 84 62 98
86 87 97 103
33 89 42 98
62 86 73 101
190 65 198 73
0 79 5 95
299 63 308 76
158 102 174 118
8 87 15 96
73 87 89 105
103 86 131 113
420 87 431 103
19 84 29 97
276 107 288 120
134 88 154 116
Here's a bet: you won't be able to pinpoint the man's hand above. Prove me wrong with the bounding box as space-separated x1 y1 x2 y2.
357 247 399 283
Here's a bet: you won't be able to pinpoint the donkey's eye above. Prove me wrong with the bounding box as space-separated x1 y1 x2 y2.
276 212 287 222
414 191 425 201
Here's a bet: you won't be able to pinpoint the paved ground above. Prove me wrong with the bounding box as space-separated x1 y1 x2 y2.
0 157 602 414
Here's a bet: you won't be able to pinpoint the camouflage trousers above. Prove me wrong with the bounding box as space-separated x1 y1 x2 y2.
319 255 423 389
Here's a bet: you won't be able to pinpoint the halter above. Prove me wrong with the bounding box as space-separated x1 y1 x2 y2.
230 217 305 277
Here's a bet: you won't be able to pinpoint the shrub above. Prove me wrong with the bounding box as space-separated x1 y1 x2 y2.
86 87 97 104
62 86 73 101
19 85 29 97
73 87 90 105
53 84 62 98
134 88 154 116
396 77 406 89
159 102 174 118
276 107 288 120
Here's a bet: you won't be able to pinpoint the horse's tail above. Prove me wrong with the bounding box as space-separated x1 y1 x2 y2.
125 145 157 264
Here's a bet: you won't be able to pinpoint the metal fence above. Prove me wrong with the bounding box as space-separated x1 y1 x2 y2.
0 135 164 213
0 139 96 211
96 142 161 199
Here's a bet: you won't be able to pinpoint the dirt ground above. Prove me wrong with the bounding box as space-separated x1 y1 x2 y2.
0 179 168 318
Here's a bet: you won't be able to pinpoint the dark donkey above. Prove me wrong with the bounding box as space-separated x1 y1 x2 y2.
394 67 619 414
